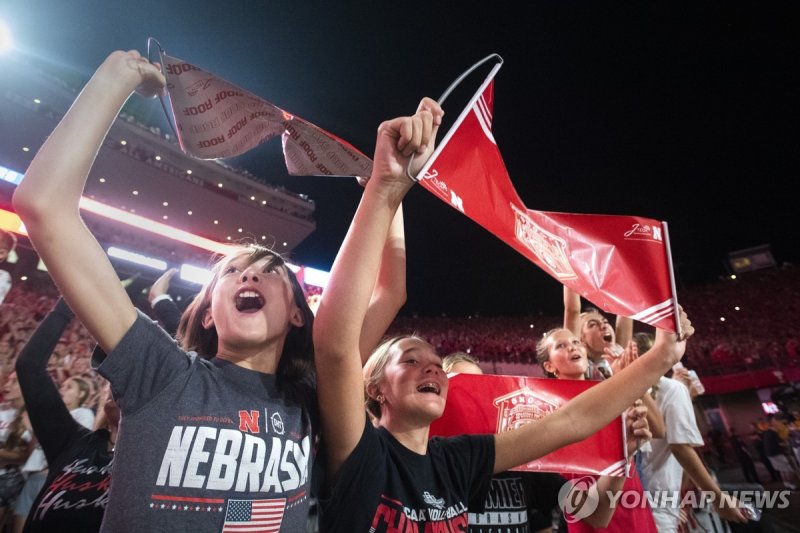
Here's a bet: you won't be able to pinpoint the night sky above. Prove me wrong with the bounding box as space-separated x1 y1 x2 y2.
1 1 795 316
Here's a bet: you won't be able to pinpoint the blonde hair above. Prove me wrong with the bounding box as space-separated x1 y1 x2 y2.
535 327 573 378
66 376 92 407
441 352 479 373
633 332 655 354
578 308 606 333
363 334 429 420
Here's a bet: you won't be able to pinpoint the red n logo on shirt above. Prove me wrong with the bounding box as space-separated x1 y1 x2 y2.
238 410 260 433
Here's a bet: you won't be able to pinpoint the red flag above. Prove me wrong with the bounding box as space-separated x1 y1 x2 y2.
157 51 373 177
416 63 679 332
430 374 629 476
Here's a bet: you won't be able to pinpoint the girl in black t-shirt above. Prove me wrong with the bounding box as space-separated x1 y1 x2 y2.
313 96 697 532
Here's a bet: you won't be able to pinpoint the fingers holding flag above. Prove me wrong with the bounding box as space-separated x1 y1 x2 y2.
408 98 444 176
121 50 165 99
396 98 443 157
371 97 443 192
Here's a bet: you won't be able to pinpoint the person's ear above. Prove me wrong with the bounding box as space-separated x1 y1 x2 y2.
289 306 305 328
542 360 555 375
366 383 381 401
202 308 214 330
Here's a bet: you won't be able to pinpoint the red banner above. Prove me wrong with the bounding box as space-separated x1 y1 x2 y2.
416 63 679 332
158 52 373 177
431 374 629 476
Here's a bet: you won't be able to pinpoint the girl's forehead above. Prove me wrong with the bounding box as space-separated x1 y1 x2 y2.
391 338 439 359
222 252 283 271
549 329 579 343
581 313 607 325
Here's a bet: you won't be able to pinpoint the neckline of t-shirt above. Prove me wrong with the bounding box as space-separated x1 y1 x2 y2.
377 426 431 463
211 358 277 390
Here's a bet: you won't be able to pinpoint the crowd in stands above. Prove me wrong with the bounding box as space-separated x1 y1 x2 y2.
3 253 798 391
677 265 800 374
388 265 800 377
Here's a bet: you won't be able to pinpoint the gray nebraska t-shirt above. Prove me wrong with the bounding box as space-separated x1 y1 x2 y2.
96 311 317 532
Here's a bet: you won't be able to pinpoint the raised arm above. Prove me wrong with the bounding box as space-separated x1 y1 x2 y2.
563 285 581 336
359 205 407 362
494 309 693 473
14 298 83 462
12 50 165 353
313 99 442 476
149 267 181 336
614 315 633 348
608 340 665 438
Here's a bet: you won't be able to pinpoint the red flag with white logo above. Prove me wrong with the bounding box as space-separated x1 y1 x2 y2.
156 47 373 177
431 374 629 476
416 60 679 332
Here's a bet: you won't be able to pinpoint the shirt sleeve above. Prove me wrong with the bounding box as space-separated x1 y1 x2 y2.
662 380 704 447
96 310 193 415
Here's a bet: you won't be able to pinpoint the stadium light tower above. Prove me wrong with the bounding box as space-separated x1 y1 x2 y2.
0 18 13 54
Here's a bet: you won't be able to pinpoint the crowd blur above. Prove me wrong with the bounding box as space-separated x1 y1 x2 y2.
389 265 800 378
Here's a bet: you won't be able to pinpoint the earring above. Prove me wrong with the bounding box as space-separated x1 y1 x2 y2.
377 394 385 405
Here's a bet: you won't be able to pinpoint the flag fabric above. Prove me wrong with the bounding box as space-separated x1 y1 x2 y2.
221 498 286 532
430 374 629 477
415 63 679 332
157 51 373 177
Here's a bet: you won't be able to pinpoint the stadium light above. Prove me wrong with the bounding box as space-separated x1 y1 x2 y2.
107 247 168 271
303 266 330 288
80 198 237 256
180 264 213 286
0 164 331 288
0 18 13 54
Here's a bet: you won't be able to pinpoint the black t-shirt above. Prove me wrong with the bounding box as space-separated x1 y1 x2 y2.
320 421 495 532
15 299 114 532
467 470 563 533
24 431 113 532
